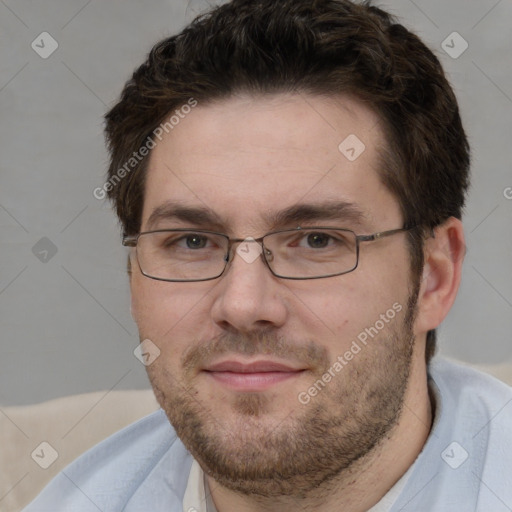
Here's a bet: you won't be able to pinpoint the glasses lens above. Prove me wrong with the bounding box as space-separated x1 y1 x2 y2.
137 231 228 281
264 228 358 278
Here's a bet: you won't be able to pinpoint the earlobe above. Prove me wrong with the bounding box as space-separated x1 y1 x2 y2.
414 218 466 334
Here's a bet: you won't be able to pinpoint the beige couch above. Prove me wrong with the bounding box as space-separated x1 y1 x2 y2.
1 389 159 512
2 361 511 512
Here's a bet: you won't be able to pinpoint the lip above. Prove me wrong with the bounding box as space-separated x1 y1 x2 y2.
203 359 306 391
205 360 303 373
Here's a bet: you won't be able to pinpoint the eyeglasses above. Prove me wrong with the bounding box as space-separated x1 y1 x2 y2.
122 226 415 282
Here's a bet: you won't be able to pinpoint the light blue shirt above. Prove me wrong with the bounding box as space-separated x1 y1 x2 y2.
23 358 512 512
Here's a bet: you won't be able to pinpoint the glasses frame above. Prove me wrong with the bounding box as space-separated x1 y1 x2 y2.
122 226 416 282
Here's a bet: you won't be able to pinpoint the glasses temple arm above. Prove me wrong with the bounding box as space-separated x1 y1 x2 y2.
122 236 138 247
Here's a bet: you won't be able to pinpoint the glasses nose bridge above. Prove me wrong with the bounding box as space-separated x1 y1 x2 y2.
225 235 272 264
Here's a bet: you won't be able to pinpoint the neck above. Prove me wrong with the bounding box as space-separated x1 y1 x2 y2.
207 352 432 512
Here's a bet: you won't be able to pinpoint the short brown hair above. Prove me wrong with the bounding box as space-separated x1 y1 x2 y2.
104 0 470 363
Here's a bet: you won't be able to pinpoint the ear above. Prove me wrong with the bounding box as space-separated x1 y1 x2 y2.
414 217 466 334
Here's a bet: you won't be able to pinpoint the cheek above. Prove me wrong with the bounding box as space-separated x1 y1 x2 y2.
131 275 212 350
131 274 163 330
297 268 408 353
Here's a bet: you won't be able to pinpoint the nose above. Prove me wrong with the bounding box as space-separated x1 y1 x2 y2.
210 239 288 333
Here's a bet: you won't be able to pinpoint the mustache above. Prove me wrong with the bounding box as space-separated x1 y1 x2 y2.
181 330 330 374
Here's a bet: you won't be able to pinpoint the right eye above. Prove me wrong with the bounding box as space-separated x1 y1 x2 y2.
178 234 209 250
161 233 211 250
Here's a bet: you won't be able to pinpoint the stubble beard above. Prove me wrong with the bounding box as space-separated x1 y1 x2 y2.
146 294 417 499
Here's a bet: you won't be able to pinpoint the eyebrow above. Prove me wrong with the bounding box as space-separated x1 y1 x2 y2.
265 201 368 229
144 200 368 232
145 202 226 231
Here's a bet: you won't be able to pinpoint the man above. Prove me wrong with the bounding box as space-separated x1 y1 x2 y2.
24 0 512 511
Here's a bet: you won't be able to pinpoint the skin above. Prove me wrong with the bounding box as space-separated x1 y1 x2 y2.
129 93 465 512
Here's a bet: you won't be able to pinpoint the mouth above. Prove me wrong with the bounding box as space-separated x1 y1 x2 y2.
202 360 307 391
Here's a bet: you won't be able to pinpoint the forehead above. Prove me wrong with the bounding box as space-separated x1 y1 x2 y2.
142 93 400 233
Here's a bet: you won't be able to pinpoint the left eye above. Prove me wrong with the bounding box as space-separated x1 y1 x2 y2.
293 232 339 249
302 232 332 249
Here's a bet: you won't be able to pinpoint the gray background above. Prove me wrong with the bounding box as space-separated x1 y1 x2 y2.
1 0 511 406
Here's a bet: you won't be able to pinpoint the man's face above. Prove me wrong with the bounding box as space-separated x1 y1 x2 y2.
130 93 421 495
